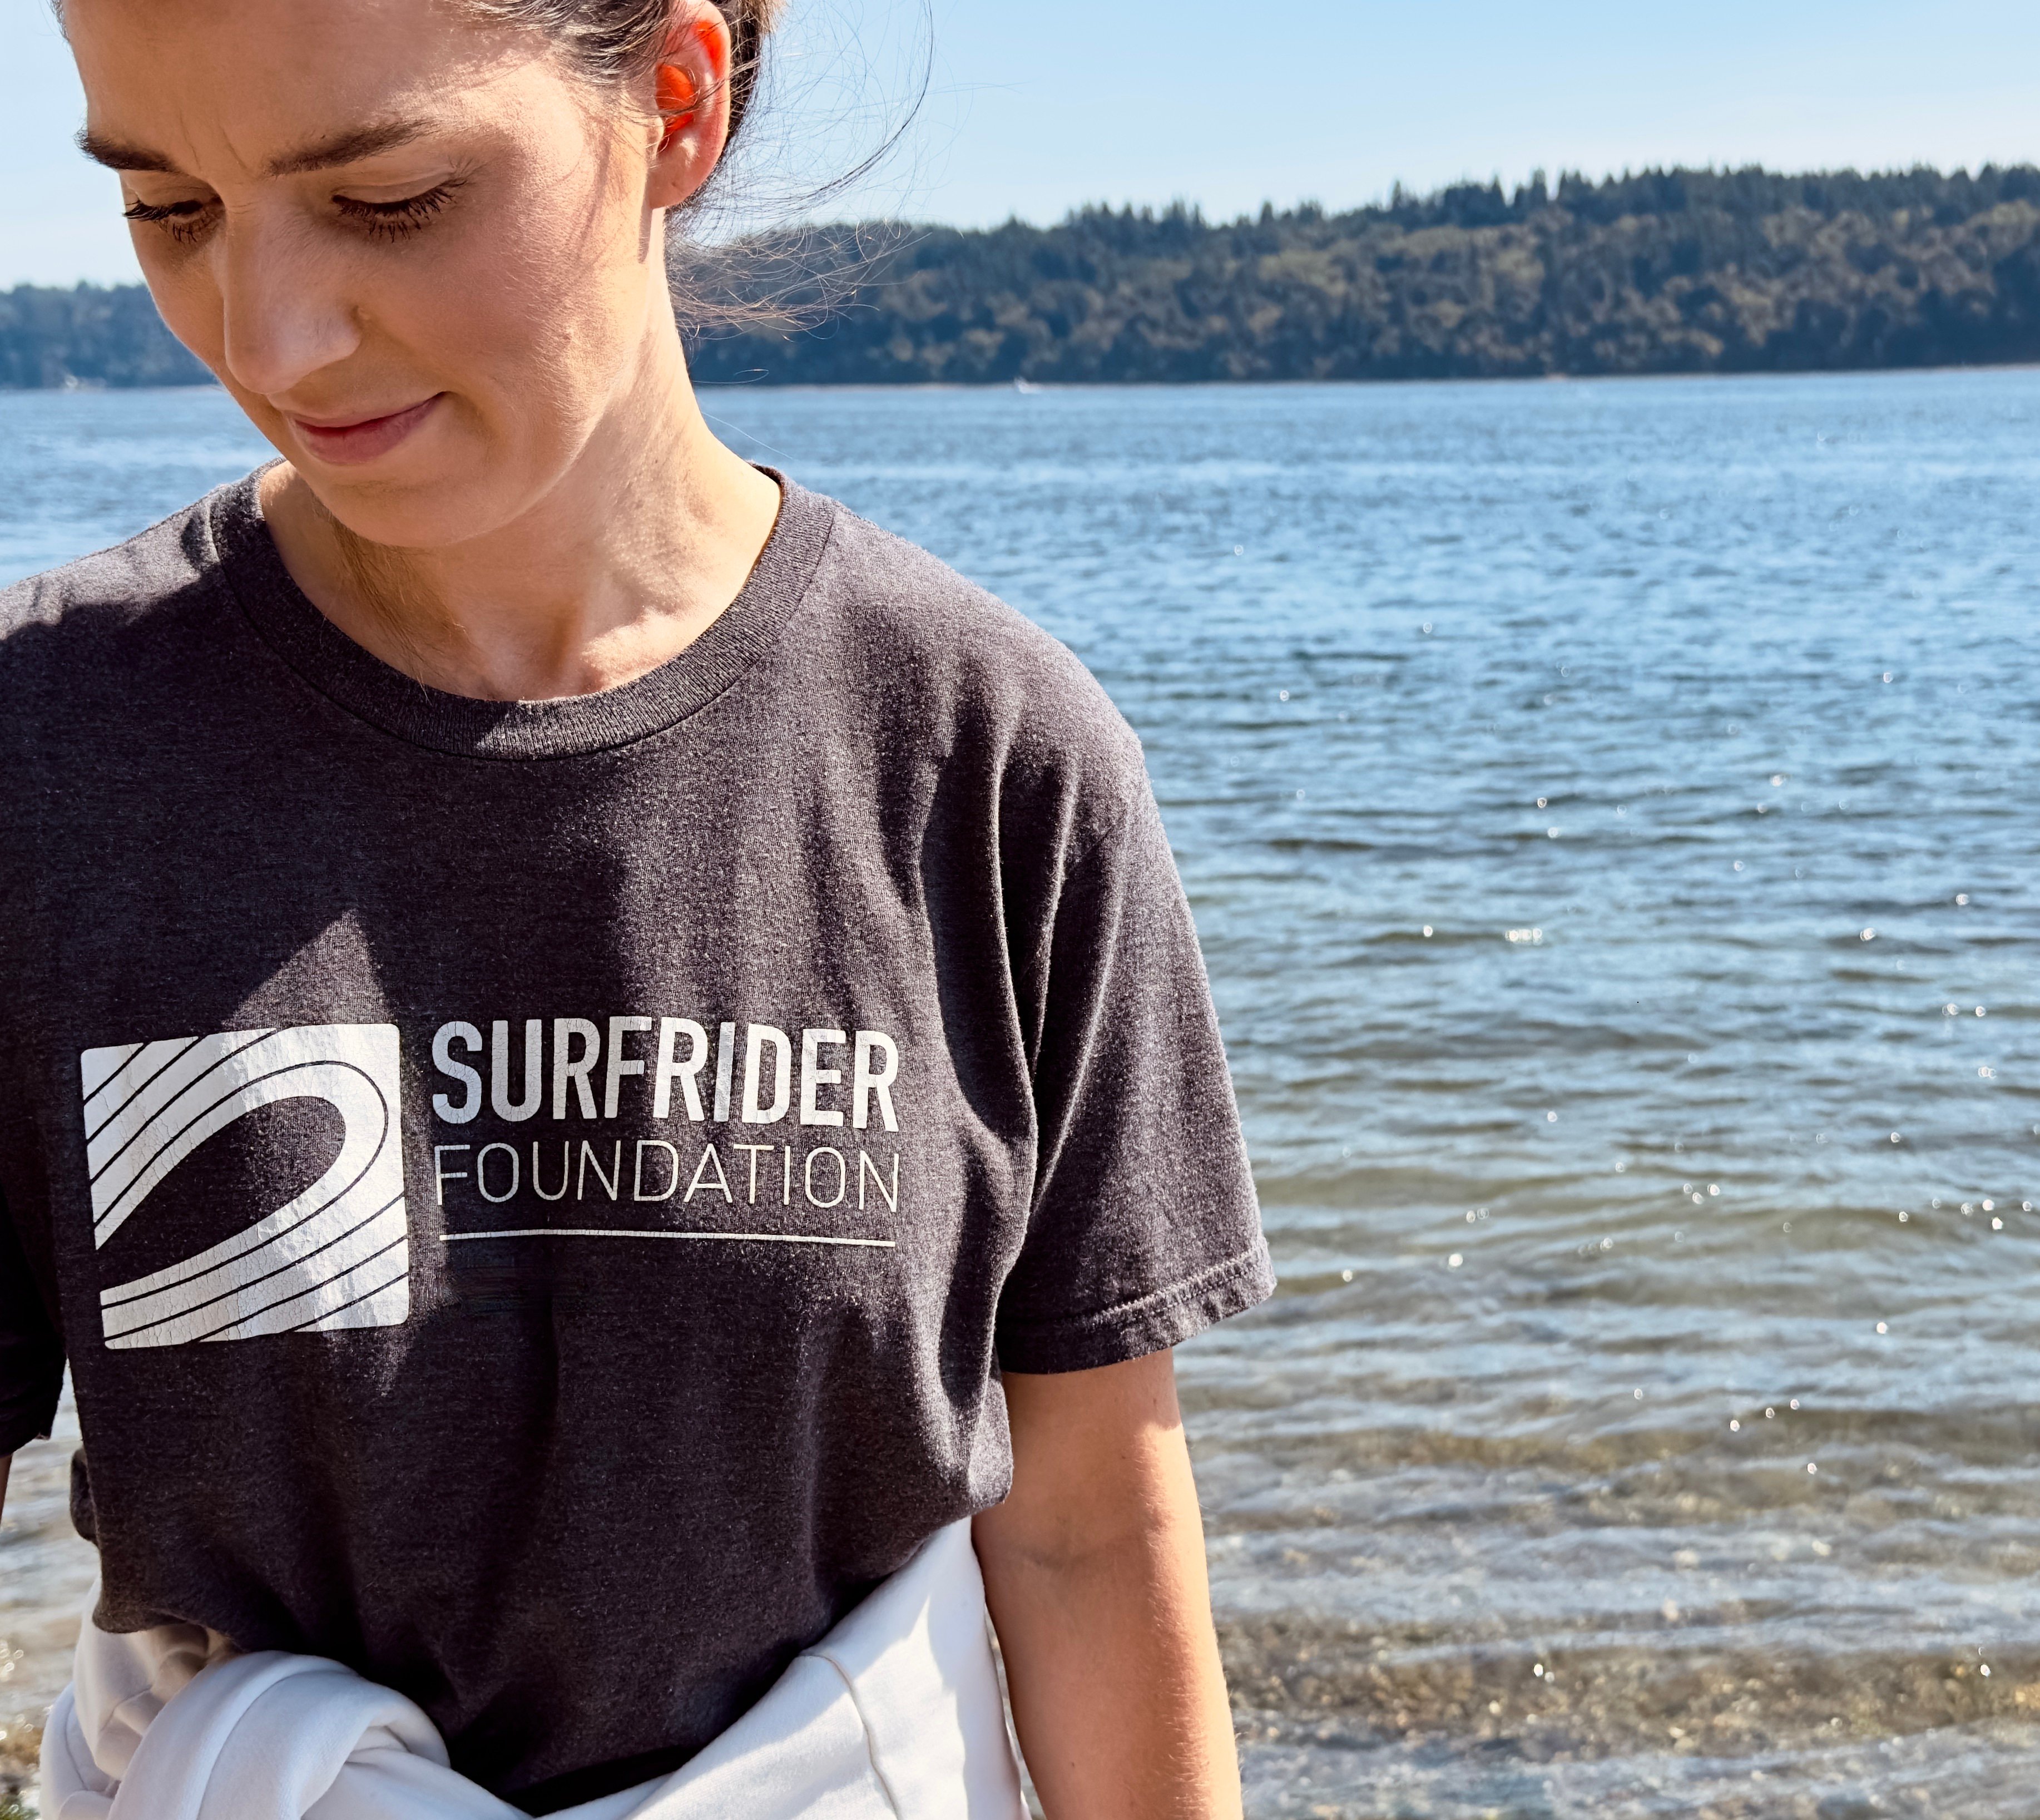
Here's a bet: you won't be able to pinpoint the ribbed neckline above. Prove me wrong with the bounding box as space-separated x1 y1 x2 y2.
207 468 833 761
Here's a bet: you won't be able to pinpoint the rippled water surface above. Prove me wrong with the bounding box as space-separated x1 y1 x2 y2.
4 373 2039 1816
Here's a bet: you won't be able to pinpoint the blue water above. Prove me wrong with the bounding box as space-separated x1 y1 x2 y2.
5 373 2040 1817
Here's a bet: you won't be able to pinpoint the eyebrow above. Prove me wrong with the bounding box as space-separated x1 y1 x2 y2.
77 117 434 179
77 129 176 173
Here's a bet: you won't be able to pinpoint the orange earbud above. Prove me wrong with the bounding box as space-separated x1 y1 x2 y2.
656 65 697 149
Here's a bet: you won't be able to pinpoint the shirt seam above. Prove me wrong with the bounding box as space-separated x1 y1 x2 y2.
996 1234 1270 1341
1054 782 1150 894
1016 784 1147 1096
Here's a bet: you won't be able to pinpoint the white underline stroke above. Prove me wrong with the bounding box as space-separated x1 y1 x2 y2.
442 1228 897 1248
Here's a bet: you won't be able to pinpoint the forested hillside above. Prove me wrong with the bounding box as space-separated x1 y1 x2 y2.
9 165 2040 387
0 280 207 387
684 165 2040 383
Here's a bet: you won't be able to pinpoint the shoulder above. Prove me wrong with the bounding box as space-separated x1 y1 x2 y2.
0 489 230 697
796 492 1151 854
0 486 251 771
1 491 223 634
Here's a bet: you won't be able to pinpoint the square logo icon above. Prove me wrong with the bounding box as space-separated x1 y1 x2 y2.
80 1023 409 1349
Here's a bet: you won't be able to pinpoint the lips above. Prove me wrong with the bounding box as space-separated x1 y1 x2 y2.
287 395 442 466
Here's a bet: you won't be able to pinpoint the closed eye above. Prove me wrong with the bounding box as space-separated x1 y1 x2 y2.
334 180 464 241
122 197 215 245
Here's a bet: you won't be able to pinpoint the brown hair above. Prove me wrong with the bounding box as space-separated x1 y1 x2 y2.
464 0 784 149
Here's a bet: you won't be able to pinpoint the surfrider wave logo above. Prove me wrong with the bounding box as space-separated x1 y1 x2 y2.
80 1024 409 1349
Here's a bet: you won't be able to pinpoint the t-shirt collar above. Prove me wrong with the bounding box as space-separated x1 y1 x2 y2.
208 466 833 760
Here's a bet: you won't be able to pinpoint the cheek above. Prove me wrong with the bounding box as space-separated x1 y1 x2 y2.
135 242 230 372
444 152 654 429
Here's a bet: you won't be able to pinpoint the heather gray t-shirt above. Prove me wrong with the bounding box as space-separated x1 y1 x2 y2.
0 472 1271 1811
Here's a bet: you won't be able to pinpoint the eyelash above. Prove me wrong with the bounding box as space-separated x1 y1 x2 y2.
334 181 463 241
122 180 463 247
121 199 211 246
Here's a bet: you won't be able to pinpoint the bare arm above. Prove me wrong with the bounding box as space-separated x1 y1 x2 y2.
974 1351 1241 1820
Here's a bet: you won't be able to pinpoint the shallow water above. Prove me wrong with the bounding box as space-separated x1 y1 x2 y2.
4 373 2039 1816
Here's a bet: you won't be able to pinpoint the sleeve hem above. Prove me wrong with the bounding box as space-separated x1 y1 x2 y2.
0 1388 61 1458
995 1237 1275 1376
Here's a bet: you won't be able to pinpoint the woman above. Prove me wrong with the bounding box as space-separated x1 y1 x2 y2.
0 0 1272 1814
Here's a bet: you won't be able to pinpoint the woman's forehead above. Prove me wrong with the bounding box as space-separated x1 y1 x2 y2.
67 0 550 177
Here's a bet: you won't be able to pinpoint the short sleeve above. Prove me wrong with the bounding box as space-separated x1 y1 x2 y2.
0 1188 63 1455
995 788 1273 1374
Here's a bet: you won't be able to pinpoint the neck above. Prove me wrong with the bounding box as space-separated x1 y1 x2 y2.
259 325 781 703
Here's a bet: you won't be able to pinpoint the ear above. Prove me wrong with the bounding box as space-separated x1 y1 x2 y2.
645 3 733 212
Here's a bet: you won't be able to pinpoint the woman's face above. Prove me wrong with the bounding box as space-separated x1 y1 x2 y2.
65 0 713 550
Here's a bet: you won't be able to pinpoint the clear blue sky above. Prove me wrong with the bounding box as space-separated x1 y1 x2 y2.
7 0 2039 285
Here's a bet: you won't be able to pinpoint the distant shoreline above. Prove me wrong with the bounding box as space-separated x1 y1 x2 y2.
690 360 2040 390
12 361 2040 400
11 360 2040 399
9 163 2040 390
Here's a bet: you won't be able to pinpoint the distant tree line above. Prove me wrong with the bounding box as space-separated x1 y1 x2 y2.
0 281 208 387
9 165 2040 387
683 164 2040 384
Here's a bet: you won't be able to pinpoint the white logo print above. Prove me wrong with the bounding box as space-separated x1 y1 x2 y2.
80 1024 409 1349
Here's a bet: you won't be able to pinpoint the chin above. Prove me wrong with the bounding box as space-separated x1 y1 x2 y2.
241 392 512 550
282 422 529 555
306 469 527 552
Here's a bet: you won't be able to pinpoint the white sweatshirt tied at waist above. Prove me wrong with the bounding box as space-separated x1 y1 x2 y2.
41 1520 1027 1820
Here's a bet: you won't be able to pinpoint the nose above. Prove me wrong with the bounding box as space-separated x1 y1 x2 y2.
213 210 362 400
